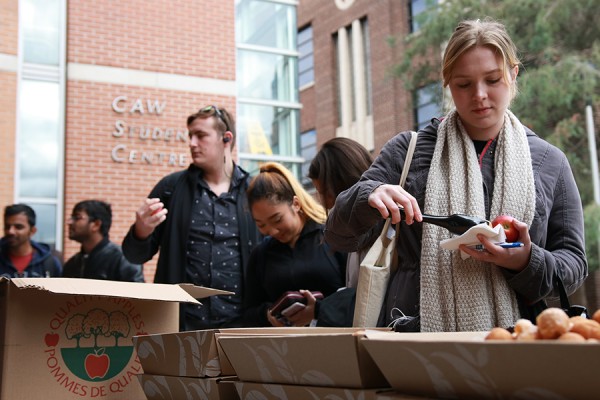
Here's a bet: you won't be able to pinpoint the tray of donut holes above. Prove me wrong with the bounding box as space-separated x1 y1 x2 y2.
486 307 600 342
360 310 600 400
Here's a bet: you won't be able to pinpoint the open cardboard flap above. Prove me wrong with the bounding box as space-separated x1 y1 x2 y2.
178 283 234 300
5 277 232 303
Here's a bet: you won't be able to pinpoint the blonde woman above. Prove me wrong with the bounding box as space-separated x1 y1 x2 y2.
325 19 587 332
241 162 346 327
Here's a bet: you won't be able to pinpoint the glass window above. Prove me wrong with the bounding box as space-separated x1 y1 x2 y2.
415 82 442 130
235 0 302 182
298 25 314 88
237 50 298 103
410 0 438 33
18 80 60 198
236 103 300 158
235 0 296 50
300 129 317 190
22 0 61 65
29 203 57 249
17 0 65 252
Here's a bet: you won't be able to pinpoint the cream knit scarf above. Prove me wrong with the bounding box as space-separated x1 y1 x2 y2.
420 109 535 332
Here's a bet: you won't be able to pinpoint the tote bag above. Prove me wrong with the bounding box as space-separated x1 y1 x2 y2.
353 131 418 327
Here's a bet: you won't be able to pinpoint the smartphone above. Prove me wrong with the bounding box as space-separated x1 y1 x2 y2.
270 291 324 318
281 302 306 318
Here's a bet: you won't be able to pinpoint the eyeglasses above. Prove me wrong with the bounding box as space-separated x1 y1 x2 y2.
201 105 230 132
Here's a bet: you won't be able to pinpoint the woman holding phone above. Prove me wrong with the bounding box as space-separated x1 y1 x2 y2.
240 162 346 327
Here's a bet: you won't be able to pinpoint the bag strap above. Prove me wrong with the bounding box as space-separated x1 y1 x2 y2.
379 131 419 250
554 269 589 318
555 270 571 309
399 131 418 187
515 269 587 325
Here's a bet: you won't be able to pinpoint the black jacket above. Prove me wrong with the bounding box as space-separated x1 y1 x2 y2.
63 238 143 282
325 119 588 326
241 219 346 327
0 238 62 278
122 163 261 286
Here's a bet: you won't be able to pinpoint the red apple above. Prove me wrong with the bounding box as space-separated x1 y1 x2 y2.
492 215 519 242
85 349 110 379
45 332 59 347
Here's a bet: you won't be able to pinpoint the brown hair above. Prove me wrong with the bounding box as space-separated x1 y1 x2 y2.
308 137 372 207
187 105 236 148
442 19 520 100
247 162 326 224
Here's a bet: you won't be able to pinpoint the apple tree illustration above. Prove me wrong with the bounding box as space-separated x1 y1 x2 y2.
65 313 89 348
108 311 130 346
82 308 110 348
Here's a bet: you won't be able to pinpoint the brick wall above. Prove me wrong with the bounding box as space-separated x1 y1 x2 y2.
0 72 17 211
67 0 235 79
299 85 315 135
0 0 18 54
0 0 18 212
63 0 236 282
298 0 414 154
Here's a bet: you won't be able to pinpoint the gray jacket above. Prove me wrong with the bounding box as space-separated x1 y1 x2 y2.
325 119 588 326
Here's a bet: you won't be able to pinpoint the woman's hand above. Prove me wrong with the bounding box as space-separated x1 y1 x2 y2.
285 290 317 327
368 184 422 225
266 307 285 327
459 219 532 271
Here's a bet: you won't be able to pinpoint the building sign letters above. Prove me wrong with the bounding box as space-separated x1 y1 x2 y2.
110 96 188 167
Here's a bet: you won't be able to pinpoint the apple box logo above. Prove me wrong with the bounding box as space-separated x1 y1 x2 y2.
55 308 133 381
45 301 146 396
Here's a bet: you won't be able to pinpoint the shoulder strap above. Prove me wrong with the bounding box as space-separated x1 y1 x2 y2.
399 131 418 187
381 131 420 246
554 270 589 318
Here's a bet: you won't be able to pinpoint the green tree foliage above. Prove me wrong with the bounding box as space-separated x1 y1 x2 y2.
584 203 600 272
391 0 600 269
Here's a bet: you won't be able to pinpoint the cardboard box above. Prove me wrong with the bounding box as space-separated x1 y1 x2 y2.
137 375 239 400
134 329 236 378
217 328 390 388
362 330 600 400
233 381 433 400
133 327 359 379
0 277 231 400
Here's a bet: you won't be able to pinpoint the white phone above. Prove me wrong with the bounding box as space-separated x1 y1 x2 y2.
281 301 306 318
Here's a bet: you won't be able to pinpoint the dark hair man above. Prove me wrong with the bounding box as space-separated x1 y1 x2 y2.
63 200 143 282
0 203 62 277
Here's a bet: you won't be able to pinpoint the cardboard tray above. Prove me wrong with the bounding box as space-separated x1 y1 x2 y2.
217 327 390 389
233 381 430 400
137 374 239 400
134 329 235 378
133 327 349 379
362 330 600 400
